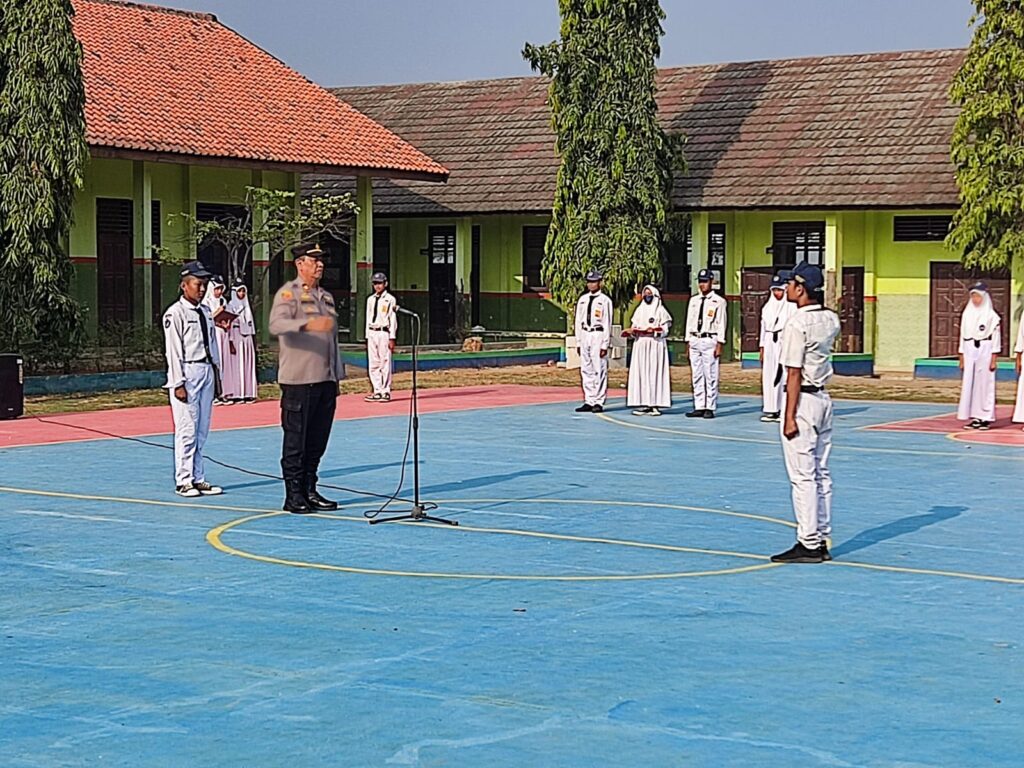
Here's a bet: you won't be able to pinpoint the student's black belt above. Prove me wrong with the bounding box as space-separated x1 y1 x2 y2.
801 385 825 394
692 332 715 338
771 331 780 343
185 359 211 364
967 335 993 348
582 326 604 332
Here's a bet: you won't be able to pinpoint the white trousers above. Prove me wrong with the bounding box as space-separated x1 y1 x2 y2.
170 362 215 487
957 338 997 422
761 333 784 414
781 390 833 549
367 331 393 395
688 336 720 412
578 333 608 406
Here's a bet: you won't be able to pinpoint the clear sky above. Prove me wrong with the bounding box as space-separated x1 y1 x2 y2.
157 0 973 87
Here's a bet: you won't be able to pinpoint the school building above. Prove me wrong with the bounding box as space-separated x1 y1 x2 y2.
66 0 446 340
309 48 1023 372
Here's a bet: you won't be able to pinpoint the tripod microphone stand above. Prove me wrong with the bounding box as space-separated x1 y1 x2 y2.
369 308 457 527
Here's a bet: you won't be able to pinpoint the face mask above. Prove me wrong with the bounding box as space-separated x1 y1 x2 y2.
643 295 655 304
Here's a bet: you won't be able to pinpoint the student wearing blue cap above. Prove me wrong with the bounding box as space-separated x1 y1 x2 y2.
771 261 840 564
758 271 795 422
365 271 398 403
574 270 614 413
684 268 728 418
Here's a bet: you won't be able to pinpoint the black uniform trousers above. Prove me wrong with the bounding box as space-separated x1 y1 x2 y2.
280 381 337 484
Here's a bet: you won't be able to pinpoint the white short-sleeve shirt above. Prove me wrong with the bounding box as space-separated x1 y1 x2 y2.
780 304 841 388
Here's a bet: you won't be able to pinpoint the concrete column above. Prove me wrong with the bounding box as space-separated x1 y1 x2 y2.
864 212 878 357
455 216 473 332
250 169 272 342
825 213 843 312
688 212 709 294
183 165 196 261
132 160 153 327
352 176 374 343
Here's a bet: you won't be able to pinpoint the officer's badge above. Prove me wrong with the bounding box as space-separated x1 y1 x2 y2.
164 317 171 329
280 290 293 300
595 309 603 319
382 305 389 314
707 309 715 317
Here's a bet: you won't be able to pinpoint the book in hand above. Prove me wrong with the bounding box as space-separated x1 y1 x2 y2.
213 309 238 329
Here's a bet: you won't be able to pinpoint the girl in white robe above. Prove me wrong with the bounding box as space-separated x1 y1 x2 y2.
957 283 1001 430
626 285 673 416
228 282 258 402
203 276 231 404
1012 317 1024 430
759 274 796 422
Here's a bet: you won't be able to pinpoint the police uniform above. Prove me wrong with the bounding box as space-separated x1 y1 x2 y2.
269 244 345 513
772 262 840 564
163 261 222 497
365 272 398 402
574 270 613 412
685 269 728 417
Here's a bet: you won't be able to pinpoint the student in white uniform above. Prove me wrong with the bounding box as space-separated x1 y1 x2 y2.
163 261 223 498
759 272 796 422
771 261 840 564
365 271 398 403
626 285 672 416
1013 318 1024 431
574 270 613 414
204 275 230 403
957 282 1001 431
227 280 258 402
685 268 728 418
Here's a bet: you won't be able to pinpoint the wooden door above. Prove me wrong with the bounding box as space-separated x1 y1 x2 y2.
740 268 774 352
196 203 249 285
839 267 864 353
428 226 457 343
929 262 1011 357
96 199 134 326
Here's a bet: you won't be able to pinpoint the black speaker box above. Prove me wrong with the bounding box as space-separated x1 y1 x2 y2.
0 354 25 420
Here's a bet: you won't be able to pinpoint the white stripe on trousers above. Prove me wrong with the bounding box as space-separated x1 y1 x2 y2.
688 336 720 412
367 330 393 395
780 390 833 548
170 362 215 487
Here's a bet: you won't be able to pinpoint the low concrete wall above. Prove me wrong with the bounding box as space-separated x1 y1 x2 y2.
914 358 1018 383
741 352 875 377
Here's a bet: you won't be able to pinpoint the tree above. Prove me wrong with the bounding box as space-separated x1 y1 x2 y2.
0 0 88 368
524 0 683 310
947 1 1024 270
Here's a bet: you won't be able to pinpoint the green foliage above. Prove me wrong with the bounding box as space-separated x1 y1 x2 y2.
524 0 684 310
0 0 88 368
947 1 1024 270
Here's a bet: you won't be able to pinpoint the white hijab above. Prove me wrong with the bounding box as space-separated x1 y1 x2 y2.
630 285 673 331
204 277 227 315
960 288 1000 341
761 286 793 331
228 283 256 335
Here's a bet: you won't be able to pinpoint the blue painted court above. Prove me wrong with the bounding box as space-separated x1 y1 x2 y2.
2 392 1022 766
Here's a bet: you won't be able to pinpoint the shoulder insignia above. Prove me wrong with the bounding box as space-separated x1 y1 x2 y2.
280 290 293 301
164 317 172 329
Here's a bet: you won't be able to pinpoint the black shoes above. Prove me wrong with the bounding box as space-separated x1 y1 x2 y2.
819 544 832 562
770 542 825 564
575 403 594 413
703 410 715 419
306 481 338 511
685 409 705 418
592 404 604 413
283 480 312 514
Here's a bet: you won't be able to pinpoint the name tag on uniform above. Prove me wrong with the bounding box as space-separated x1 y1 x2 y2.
707 309 716 318
595 309 603 319
382 304 390 315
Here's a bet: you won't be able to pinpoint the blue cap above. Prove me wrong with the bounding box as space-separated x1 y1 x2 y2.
770 273 789 289
789 261 824 291
179 260 212 279
371 272 388 283
697 268 714 283
585 269 603 282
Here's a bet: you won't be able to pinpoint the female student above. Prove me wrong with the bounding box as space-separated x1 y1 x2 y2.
228 281 258 402
625 285 673 416
1013 315 1024 430
759 272 795 422
957 282 1001 430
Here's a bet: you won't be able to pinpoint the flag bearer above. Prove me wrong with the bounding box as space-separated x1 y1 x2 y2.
957 282 1001 431
365 272 398 402
163 261 223 498
771 262 840 564
685 268 728 418
574 270 613 413
759 272 796 422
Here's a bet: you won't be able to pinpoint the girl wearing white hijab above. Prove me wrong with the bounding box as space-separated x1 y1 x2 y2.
957 282 1001 430
1012 316 1024 430
203 276 232 403
227 281 258 401
626 285 673 416
759 273 796 422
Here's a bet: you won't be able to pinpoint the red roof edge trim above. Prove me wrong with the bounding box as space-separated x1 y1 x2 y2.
81 0 216 22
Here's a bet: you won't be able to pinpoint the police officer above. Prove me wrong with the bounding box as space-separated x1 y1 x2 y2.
269 243 345 514
574 269 613 413
365 271 397 403
685 268 728 418
162 261 223 498
771 261 840 564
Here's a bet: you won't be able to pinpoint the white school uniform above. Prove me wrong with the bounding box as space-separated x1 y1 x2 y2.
627 286 672 409
760 290 796 414
1013 321 1024 424
227 286 258 400
366 290 398 396
575 290 614 406
957 291 1001 423
685 290 728 412
779 304 841 549
163 296 220 488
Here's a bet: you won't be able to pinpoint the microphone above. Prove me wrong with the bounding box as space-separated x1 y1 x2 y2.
395 305 419 318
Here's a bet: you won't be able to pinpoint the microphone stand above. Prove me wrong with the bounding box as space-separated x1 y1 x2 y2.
369 309 457 527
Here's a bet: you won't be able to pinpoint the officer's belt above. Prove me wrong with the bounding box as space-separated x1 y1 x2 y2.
691 332 716 338
800 385 825 394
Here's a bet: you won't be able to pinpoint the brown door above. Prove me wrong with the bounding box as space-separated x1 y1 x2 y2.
96 199 134 326
740 268 774 352
929 262 1011 357
839 267 864 353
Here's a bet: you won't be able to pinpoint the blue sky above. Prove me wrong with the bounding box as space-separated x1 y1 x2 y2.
159 0 973 86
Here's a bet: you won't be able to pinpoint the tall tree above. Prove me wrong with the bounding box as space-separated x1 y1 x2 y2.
524 0 683 310
0 0 88 368
947 1 1024 270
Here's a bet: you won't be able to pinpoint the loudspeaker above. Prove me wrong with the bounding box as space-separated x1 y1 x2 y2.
0 354 24 420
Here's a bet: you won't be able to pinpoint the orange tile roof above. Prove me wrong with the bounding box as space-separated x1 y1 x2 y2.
71 0 447 181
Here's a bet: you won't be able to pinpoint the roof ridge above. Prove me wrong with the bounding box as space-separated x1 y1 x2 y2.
77 0 216 23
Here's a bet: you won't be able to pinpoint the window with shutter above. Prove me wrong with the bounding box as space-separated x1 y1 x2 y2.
893 216 953 242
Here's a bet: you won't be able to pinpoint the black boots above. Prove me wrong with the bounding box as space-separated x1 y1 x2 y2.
284 480 312 514
305 478 338 511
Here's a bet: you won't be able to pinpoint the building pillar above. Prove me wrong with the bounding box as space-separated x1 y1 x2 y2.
825 213 843 312
250 169 272 343
688 212 709 294
352 175 374 343
455 216 473 333
863 212 878 358
132 160 153 328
